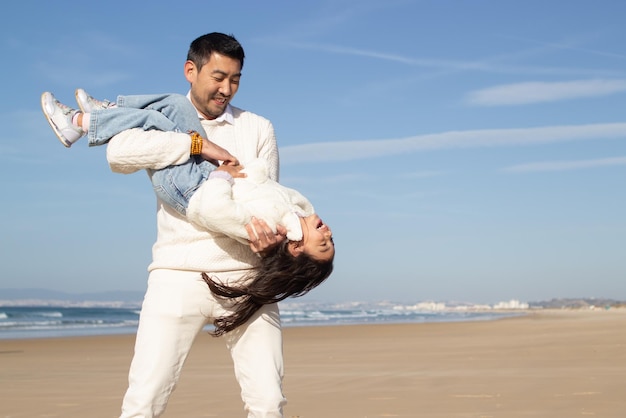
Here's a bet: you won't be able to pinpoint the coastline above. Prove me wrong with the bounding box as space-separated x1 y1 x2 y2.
1 309 624 417
0 304 520 340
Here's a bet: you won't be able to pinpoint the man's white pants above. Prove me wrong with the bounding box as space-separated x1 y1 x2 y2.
119 269 285 418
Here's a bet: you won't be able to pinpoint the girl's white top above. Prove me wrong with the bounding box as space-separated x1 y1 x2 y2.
187 158 314 246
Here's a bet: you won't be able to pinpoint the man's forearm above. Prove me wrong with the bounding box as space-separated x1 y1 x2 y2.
107 128 192 174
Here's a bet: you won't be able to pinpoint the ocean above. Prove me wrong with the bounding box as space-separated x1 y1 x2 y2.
0 304 519 340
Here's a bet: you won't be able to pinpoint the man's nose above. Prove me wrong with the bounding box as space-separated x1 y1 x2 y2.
218 81 232 96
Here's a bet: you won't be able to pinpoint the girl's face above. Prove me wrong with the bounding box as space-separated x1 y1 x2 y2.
296 214 334 262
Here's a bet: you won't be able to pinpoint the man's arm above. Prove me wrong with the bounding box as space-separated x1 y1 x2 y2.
107 128 239 174
256 119 279 181
249 117 284 250
106 128 191 174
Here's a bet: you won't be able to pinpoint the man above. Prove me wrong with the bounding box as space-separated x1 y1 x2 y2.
106 32 287 418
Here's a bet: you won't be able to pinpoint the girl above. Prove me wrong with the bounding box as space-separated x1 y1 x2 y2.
41 90 335 336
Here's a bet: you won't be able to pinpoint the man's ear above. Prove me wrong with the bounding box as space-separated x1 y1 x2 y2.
287 241 305 257
184 60 197 83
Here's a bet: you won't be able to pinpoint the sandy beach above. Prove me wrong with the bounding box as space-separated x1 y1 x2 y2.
1 309 624 417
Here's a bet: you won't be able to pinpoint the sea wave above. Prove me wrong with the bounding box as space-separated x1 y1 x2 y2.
280 308 507 326
0 306 141 339
0 304 521 340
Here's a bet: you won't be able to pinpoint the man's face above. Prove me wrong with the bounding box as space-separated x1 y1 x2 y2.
185 52 242 120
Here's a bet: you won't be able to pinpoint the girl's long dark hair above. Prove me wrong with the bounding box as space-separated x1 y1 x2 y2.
202 240 333 336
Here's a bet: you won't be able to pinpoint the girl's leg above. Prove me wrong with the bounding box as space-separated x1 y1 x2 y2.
137 94 216 215
88 93 216 216
149 156 216 216
117 94 206 139
87 93 206 146
87 107 178 146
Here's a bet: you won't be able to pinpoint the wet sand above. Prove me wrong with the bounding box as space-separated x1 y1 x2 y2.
1 309 624 417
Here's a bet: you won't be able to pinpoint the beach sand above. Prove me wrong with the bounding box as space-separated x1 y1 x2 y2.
1 309 624 417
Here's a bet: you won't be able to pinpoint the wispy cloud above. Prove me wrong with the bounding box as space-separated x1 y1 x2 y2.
283 170 444 186
282 173 366 186
265 40 472 69
36 62 130 87
265 40 623 79
504 156 626 173
252 1 402 47
280 123 626 165
34 32 136 87
399 170 446 179
500 34 626 61
466 79 626 106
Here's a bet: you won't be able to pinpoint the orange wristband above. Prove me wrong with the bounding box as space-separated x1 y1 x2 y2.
189 131 203 155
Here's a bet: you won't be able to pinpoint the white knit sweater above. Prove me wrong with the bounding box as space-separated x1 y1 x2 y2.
106 106 279 274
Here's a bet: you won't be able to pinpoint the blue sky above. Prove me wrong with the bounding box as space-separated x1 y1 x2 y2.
1 0 625 304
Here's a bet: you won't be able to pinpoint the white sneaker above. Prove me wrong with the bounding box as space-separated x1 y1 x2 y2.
75 88 115 113
41 92 85 148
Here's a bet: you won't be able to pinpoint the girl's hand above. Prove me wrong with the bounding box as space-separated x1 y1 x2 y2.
216 163 246 179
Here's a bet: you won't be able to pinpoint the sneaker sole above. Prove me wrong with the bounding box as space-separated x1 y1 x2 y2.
40 92 72 148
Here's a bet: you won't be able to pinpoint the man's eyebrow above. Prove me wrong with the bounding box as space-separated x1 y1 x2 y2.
211 69 242 77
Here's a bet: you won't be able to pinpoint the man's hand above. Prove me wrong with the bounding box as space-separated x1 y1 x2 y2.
201 137 240 166
246 217 288 255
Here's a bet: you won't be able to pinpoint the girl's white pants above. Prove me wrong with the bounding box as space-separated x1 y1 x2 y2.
119 269 285 417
